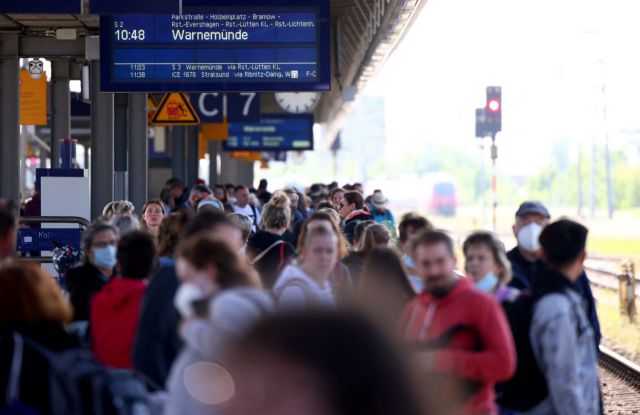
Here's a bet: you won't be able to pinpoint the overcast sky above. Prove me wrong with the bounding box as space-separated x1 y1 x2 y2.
364 0 640 175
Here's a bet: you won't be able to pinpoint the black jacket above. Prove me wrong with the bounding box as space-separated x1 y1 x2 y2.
343 210 375 245
132 257 182 388
66 262 110 321
0 323 81 415
507 247 601 346
248 231 296 289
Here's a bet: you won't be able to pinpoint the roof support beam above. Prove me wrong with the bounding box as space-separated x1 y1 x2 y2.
19 36 84 58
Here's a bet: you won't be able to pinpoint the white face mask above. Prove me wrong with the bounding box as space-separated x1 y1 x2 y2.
174 282 208 319
517 223 543 252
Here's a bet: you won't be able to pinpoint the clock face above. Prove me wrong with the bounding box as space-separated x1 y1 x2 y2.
275 92 321 114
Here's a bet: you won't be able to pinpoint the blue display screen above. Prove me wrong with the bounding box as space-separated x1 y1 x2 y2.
223 114 314 151
100 1 330 92
0 0 81 13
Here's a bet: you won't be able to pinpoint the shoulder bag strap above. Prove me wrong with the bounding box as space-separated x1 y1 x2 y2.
251 240 285 265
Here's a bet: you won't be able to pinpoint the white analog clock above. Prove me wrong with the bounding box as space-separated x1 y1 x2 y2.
275 92 321 114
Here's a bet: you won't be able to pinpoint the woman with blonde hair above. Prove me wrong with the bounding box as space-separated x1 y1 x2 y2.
164 233 272 415
247 191 296 289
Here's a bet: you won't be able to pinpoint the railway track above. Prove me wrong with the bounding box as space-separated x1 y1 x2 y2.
584 260 639 296
600 345 640 413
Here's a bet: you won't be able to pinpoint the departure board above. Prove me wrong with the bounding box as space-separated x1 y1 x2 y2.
223 114 314 151
100 1 330 92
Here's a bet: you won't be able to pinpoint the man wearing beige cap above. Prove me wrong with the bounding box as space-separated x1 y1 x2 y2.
369 190 397 240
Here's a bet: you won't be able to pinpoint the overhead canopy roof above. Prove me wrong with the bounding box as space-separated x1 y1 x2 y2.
1 0 428 147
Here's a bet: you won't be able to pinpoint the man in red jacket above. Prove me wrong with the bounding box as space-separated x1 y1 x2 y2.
91 231 156 369
399 230 515 415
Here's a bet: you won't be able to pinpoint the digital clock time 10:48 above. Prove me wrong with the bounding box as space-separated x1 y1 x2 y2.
113 21 146 41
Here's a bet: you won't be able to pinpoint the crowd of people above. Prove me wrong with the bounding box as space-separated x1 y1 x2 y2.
0 180 602 415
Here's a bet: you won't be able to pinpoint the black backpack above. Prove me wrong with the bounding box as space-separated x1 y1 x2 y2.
495 292 548 411
16 334 151 415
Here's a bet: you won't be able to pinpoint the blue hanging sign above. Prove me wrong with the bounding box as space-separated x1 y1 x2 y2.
189 92 261 123
100 0 330 92
0 0 81 13
91 0 179 14
223 114 313 152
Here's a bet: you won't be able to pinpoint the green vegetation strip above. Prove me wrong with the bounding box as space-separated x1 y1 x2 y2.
595 287 640 355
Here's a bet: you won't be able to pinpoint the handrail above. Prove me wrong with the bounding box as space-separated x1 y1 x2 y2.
12 256 53 264
18 216 91 228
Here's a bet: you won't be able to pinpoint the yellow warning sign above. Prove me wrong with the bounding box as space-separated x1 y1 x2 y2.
151 93 200 125
20 69 47 126
147 95 158 125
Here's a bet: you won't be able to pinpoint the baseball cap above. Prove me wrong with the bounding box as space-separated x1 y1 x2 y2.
515 201 550 218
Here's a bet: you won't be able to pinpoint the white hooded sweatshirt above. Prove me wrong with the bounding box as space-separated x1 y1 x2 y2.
272 264 336 309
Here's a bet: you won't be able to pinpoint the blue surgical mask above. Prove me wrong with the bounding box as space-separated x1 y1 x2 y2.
476 272 499 293
404 255 415 269
408 275 424 293
93 245 117 270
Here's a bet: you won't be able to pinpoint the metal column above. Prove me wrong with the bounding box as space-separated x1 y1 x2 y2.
114 93 128 200
0 34 20 202
127 93 147 211
90 60 114 220
218 151 235 185
207 140 219 186
241 161 255 187
171 126 186 183
50 60 70 168
186 126 199 187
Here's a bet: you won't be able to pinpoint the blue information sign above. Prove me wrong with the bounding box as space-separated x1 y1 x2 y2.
223 114 313 151
16 229 83 253
91 0 179 14
189 92 260 123
0 0 81 13
100 0 330 92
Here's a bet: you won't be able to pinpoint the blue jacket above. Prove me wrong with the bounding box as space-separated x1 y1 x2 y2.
506 247 601 346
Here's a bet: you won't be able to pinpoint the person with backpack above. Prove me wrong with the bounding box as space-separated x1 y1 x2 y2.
0 263 77 414
368 190 398 240
247 192 297 289
165 233 272 415
90 231 156 369
273 226 340 309
507 201 601 346
399 230 515 415
232 185 260 233
518 220 600 415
